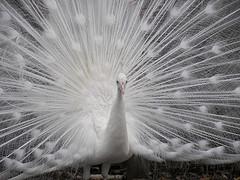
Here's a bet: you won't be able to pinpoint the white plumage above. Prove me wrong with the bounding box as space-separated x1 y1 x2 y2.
0 0 240 179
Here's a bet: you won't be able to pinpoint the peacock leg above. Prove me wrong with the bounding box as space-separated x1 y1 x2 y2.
102 163 110 179
83 165 91 180
73 165 79 178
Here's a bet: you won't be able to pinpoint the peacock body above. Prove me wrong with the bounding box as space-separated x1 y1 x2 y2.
0 0 240 179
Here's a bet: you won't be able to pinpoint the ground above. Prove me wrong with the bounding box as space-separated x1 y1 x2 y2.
27 157 240 180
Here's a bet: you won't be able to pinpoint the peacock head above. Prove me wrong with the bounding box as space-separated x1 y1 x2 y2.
116 73 127 95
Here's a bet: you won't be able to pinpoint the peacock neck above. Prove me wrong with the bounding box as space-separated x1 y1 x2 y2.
106 88 126 136
99 87 129 162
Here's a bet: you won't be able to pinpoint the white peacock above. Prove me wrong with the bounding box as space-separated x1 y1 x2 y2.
0 0 240 179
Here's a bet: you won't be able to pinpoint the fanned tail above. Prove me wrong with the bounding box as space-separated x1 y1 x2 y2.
126 0 240 164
